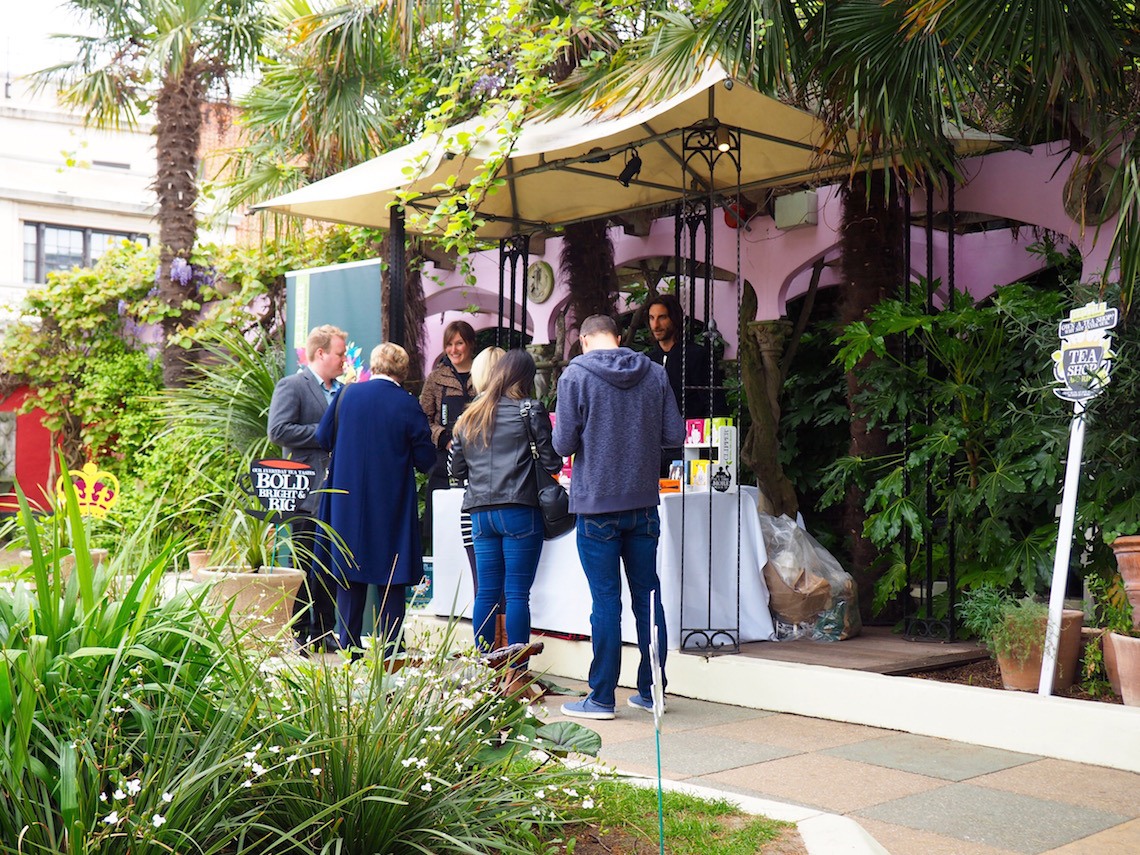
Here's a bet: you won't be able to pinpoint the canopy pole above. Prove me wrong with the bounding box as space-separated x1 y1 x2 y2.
390 206 406 346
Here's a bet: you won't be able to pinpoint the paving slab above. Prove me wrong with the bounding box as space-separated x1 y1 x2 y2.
856 782 1128 854
824 732 1039 781
696 753 943 814
596 729 798 778
1045 817 1140 854
856 817 1022 855
704 712 893 750
973 757 1140 815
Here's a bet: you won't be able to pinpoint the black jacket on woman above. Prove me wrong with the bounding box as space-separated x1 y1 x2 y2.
449 397 562 514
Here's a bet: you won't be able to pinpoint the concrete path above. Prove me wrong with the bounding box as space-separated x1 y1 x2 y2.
544 678 1140 855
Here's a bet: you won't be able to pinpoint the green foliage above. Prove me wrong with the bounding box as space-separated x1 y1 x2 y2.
1 480 603 853
818 281 1077 607
0 242 162 469
958 586 1049 665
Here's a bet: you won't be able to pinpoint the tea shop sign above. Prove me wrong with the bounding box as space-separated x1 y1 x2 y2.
1052 302 1117 401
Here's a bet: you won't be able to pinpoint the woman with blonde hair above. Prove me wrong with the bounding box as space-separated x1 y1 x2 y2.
449 349 561 652
458 346 505 589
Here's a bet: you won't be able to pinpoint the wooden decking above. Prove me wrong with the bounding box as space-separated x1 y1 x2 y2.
725 625 988 675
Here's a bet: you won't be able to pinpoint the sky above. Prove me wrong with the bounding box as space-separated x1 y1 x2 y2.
3 1 88 83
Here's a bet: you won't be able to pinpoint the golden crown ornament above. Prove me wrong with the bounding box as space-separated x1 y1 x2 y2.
56 461 121 519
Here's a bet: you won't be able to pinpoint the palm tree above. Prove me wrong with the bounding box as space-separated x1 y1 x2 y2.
31 0 271 386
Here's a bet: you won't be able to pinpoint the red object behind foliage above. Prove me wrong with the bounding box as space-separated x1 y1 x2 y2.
0 387 56 512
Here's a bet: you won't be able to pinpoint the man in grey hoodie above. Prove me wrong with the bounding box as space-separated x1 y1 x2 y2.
553 314 686 719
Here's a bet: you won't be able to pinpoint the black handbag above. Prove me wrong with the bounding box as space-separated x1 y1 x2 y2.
519 400 575 539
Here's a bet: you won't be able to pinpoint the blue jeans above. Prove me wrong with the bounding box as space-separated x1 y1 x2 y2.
471 506 544 650
575 507 667 708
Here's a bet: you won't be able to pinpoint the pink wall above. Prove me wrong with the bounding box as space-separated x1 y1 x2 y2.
418 142 1118 372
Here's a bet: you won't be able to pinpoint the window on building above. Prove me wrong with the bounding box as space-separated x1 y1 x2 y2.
22 223 151 284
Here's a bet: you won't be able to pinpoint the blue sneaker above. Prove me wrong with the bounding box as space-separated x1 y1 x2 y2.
561 697 616 720
627 694 665 714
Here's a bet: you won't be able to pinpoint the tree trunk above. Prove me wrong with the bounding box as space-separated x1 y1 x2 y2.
154 63 206 387
838 174 906 621
560 220 618 333
377 233 427 393
738 281 799 517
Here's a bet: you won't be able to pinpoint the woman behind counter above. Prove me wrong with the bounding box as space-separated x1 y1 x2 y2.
449 349 562 653
317 342 436 656
419 320 477 537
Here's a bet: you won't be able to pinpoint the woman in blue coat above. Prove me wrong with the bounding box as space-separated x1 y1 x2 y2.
316 342 436 655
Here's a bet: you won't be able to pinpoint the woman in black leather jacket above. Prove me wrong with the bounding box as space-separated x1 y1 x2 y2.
449 349 562 652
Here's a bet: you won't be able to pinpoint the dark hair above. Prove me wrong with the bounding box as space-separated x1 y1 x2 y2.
579 314 620 338
453 349 536 447
645 293 684 330
443 320 476 347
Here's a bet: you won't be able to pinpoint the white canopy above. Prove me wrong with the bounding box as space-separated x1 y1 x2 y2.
257 64 1002 238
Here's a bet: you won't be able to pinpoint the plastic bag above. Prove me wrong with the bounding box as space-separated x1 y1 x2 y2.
758 513 862 641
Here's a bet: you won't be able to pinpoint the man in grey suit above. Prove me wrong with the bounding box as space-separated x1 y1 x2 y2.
268 324 348 651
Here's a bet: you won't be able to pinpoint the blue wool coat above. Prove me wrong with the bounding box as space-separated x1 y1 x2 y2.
316 378 436 586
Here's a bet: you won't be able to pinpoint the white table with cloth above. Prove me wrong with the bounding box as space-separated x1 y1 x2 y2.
427 486 776 649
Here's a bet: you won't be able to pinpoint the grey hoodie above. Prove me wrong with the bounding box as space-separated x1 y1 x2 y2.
553 347 685 514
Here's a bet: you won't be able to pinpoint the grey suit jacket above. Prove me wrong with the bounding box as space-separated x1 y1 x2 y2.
267 369 333 514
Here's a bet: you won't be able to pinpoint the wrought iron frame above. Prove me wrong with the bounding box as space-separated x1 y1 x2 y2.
675 119 743 654
903 175 960 641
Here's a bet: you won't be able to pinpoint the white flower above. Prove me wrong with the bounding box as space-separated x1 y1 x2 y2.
310 767 322 776
112 789 126 801
125 779 142 796
516 734 529 743
161 792 173 803
151 814 166 828
102 811 119 825
535 789 545 799
268 746 281 754
251 763 266 776
421 782 433 792
583 798 595 809
244 751 256 760
287 754 301 763
99 793 107 802
241 780 252 789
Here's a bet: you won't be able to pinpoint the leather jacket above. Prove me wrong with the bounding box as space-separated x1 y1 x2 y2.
449 397 562 513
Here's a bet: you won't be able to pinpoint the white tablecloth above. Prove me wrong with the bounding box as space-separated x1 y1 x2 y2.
428 487 775 650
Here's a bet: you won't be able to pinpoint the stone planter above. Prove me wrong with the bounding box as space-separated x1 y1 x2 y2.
995 609 1084 691
1111 535 1140 630
1103 630 1123 697
195 566 305 639
1107 632 1140 706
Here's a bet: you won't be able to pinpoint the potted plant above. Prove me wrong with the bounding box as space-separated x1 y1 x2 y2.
959 586 1084 691
194 510 305 640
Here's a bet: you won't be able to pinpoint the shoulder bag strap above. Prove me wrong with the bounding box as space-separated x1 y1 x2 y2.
519 399 539 460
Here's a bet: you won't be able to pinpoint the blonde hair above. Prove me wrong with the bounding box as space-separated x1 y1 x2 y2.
306 324 348 361
370 342 410 380
470 346 505 393
454 349 536 447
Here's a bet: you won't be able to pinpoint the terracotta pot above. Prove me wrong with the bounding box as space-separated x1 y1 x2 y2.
1111 535 1140 630
21 548 109 581
187 550 213 578
1108 631 1140 707
195 566 305 638
995 608 1084 692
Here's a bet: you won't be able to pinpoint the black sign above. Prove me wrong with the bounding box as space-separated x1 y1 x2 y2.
238 459 316 521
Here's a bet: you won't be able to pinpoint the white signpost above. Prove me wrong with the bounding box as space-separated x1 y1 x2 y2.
1039 302 1118 695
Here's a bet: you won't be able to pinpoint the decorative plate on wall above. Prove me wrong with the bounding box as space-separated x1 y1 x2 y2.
526 260 555 304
